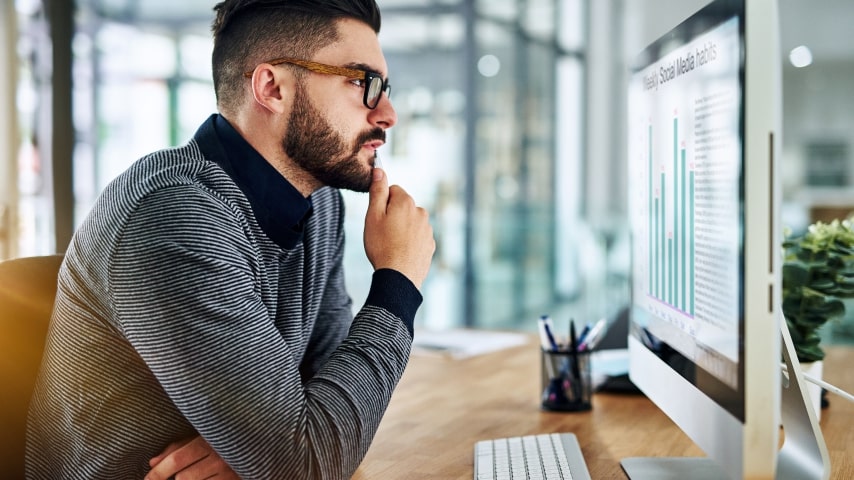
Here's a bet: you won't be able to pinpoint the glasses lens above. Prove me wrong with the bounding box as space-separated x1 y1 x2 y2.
367 77 382 108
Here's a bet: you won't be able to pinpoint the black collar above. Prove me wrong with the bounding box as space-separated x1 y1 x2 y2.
193 114 312 249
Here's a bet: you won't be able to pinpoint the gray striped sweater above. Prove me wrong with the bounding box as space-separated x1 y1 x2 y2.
26 115 421 479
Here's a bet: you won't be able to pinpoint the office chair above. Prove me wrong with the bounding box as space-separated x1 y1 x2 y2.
0 254 63 478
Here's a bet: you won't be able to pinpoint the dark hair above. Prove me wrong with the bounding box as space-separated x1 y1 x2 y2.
211 0 382 113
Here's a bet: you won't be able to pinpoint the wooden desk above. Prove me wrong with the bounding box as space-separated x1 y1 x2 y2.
354 339 854 479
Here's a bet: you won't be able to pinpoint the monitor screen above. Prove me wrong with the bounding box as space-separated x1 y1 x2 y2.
625 0 782 477
628 8 744 420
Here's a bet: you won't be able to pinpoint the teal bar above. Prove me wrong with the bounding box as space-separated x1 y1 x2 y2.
673 117 679 308
650 199 661 298
690 170 695 315
668 238 674 304
681 148 687 311
661 173 666 301
649 125 653 295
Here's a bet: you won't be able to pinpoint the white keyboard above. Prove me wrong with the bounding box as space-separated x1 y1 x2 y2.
474 433 592 480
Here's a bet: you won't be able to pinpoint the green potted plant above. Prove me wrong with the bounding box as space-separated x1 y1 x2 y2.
782 218 854 363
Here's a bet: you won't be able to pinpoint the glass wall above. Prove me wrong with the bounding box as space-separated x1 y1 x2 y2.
9 0 54 257
7 0 217 257
777 0 854 344
469 10 558 328
362 0 589 329
341 5 470 330
72 6 216 223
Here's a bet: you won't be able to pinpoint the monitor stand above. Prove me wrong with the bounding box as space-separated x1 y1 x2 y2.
620 321 830 479
777 318 830 479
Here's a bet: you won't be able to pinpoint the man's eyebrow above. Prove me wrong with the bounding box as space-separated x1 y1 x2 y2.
345 62 386 77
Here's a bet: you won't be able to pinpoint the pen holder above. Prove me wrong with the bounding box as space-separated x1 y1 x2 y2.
540 349 592 412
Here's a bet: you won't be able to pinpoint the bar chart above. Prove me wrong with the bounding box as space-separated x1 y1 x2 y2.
648 117 695 317
630 84 742 354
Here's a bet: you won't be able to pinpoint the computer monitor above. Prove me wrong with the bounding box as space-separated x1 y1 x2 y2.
624 0 784 477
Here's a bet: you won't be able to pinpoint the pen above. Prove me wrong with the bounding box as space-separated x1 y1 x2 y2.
578 317 607 351
537 315 553 351
543 318 559 352
576 323 591 346
569 319 578 353
568 319 582 400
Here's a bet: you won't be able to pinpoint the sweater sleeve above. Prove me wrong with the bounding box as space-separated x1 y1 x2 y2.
113 186 416 479
302 191 421 380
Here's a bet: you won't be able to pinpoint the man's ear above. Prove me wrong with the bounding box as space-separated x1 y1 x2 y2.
248 64 294 114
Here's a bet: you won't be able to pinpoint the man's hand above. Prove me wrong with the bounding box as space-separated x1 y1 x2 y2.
145 435 240 480
364 167 435 289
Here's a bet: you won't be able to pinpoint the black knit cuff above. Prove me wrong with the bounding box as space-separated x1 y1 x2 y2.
365 269 422 338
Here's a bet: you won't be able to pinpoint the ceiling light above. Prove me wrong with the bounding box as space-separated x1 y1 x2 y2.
789 45 813 68
477 55 501 78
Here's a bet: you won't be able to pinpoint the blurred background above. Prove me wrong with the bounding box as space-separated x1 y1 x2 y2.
1 0 853 336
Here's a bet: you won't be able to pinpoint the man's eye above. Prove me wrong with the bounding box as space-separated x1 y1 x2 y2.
351 78 367 88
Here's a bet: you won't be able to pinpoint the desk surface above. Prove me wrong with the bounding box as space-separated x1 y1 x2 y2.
353 337 854 479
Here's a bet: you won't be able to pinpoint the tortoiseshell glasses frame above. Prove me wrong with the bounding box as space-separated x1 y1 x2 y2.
243 57 391 110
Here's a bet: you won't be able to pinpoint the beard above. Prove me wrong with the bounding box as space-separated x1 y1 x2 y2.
283 85 385 193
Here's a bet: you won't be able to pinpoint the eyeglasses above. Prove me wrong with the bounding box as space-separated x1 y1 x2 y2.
243 57 391 110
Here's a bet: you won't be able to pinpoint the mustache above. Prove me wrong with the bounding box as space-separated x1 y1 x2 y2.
354 128 386 152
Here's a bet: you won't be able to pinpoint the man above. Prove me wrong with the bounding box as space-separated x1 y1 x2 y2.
26 0 435 478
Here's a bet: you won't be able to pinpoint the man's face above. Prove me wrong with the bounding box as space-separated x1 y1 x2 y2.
283 84 384 193
281 18 396 193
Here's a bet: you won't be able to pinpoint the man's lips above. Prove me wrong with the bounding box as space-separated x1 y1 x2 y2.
362 140 385 151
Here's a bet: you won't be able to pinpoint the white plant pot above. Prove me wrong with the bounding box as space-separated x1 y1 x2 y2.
801 360 824 421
